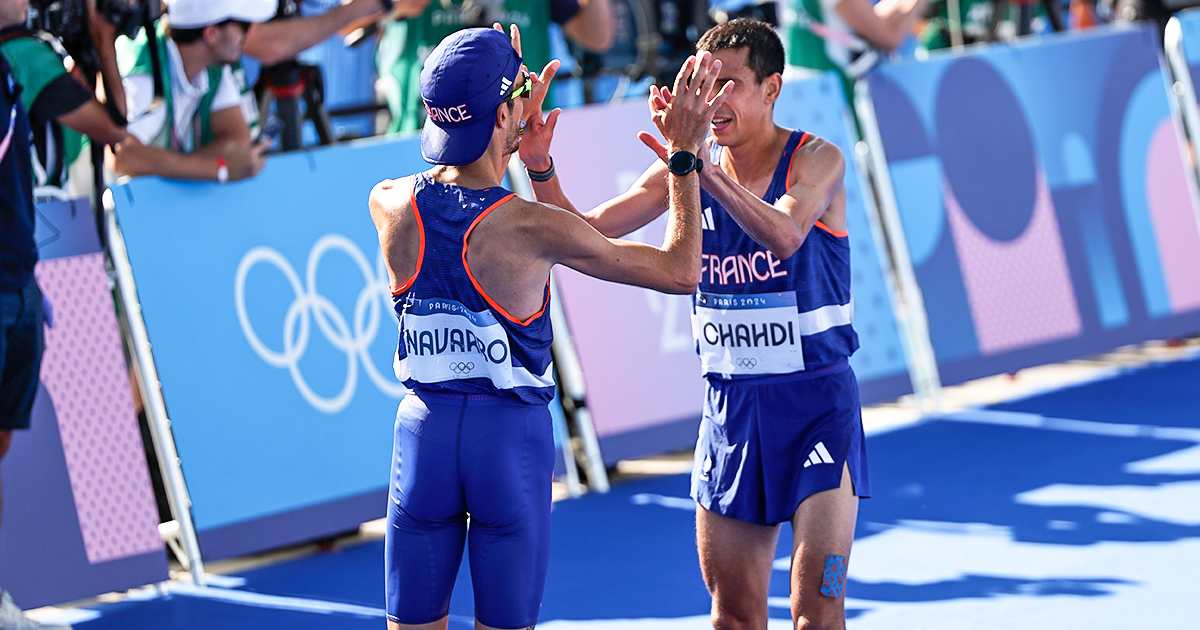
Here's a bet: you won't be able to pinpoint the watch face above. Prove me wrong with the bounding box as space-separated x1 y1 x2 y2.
669 150 697 175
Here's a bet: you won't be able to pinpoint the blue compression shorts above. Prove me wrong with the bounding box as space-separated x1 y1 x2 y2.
691 362 870 527
385 390 554 628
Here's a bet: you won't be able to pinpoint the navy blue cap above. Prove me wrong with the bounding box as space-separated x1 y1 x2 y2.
420 28 523 166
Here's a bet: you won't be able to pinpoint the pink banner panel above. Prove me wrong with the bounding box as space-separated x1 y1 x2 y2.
550 102 705 438
35 254 162 564
945 169 1083 355
1145 120 1200 313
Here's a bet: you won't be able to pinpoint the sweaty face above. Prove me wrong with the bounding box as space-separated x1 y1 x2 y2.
706 46 773 146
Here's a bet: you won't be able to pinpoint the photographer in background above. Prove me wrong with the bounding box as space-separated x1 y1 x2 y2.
2 0 131 197
110 0 274 183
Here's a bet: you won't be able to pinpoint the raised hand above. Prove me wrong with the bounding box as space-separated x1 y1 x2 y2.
518 59 562 171
643 52 730 159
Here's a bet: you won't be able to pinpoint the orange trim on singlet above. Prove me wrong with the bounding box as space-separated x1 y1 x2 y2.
390 176 426 295
814 220 848 238
784 132 812 189
462 193 550 326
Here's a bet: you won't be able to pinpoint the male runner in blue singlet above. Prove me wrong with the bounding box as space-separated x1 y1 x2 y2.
519 18 864 630
368 24 730 630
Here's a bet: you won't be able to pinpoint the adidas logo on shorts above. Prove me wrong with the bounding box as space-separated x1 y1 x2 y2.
803 442 835 468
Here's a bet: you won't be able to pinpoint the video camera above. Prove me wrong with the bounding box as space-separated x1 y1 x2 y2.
25 0 158 79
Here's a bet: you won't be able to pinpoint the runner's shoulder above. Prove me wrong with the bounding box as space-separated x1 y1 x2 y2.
794 133 843 164
369 175 416 217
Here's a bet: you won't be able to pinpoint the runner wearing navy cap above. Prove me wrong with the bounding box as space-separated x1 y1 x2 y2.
369 24 730 630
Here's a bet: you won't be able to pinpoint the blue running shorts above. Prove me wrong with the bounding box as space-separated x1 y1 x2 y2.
0 279 44 431
386 390 554 629
691 361 870 527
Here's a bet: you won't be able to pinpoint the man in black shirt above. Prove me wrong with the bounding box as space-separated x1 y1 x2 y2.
0 48 68 630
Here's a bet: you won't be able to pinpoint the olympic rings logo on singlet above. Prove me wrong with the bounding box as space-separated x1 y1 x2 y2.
448 361 476 375
397 296 552 390
692 291 804 376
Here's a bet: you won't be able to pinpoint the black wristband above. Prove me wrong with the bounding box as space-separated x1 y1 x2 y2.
526 157 555 182
379 0 394 11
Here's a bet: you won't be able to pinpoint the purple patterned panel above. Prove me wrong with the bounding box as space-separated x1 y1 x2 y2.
945 169 1083 355
34 254 162 563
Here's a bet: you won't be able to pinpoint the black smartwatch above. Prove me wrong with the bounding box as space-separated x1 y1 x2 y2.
668 150 703 176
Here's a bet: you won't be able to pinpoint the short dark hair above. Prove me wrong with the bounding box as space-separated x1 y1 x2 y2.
168 25 205 44
695 18 785 84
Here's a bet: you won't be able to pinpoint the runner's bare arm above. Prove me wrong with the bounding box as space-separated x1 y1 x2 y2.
527 180 700 294
521 65 718 238
369 176 420 291
700 135 845 259
578 159 670 237
534 53 729 292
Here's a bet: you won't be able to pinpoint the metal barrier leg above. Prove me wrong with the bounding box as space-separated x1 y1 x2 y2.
853 80 944 413
104 189 207 584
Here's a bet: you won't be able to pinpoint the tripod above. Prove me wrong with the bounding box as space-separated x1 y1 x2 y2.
256 58 336 152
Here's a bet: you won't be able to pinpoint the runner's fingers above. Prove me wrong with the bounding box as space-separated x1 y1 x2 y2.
699 59 722 104
544 108 561 134
672 56 696 101
690 51 711 97
528 59 559 112
638 131 669 163
652 85 672 112
535 59 560 87
709 76 733 110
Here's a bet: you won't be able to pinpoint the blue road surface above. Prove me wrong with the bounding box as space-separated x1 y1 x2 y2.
66 357 1200 629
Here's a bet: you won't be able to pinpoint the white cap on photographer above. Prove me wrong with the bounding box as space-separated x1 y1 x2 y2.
165 0 276 29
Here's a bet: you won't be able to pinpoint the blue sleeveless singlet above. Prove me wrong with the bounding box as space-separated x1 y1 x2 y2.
391 172 555 404
694 129 859 380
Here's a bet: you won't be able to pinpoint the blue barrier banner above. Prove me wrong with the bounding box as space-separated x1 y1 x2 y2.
868 24 1200 385
112 136 428 559
0 199 167 607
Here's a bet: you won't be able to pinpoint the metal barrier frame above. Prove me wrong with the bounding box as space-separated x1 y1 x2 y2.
104 189 207 585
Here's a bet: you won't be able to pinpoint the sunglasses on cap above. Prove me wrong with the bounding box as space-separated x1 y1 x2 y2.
506 68 532 101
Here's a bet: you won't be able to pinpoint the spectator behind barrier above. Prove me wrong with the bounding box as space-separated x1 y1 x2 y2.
782 0 928 99
109 0 274 183
0 2 126 198
375 0 614 134
243 0 425 66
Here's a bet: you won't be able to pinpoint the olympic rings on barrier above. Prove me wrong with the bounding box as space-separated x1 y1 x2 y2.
449 362 475 375
234 234 407 413
735 357 758 369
